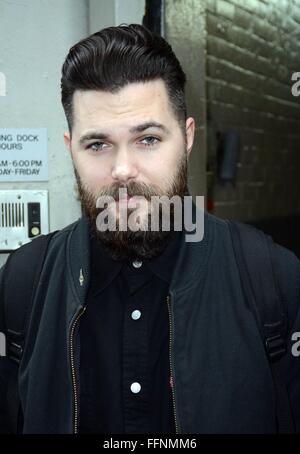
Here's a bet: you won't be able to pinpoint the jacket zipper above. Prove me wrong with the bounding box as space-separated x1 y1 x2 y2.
70 299 178 433
166 294 180 434
69 305 86 434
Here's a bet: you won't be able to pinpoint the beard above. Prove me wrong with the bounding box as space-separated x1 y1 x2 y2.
74 152 189 261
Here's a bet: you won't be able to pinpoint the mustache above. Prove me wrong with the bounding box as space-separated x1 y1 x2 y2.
94 181 165 201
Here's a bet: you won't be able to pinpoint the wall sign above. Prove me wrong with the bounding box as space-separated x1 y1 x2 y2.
0 128 48 181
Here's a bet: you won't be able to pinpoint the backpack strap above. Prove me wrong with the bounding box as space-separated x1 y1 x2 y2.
226 220 295 433
3 231 58 364
1 231 57 433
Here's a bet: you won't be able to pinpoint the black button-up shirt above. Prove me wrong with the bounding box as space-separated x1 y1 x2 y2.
79 231 182 434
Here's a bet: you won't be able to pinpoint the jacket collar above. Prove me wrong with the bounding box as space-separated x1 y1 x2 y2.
67 216 91 306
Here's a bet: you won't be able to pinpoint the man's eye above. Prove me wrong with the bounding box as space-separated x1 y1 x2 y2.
140 136 160 147
86 137 160 151
87 142 106 151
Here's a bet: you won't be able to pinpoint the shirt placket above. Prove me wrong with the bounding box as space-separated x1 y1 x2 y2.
122 259 151 433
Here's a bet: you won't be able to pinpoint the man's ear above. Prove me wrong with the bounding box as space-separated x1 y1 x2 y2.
185 117 195 157
63 131 71 152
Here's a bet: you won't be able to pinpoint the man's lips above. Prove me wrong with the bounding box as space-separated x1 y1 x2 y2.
117 195 133 202
116 195 149 208
116 195 139 206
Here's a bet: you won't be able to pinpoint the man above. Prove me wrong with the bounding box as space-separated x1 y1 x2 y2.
0 24 300 434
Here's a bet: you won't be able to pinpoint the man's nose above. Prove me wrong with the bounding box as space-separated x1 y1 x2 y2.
111 148 138 183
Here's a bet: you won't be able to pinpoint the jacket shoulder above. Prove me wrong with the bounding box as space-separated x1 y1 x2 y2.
0 218 82 332
271 241 300 333
205 213 300 330
5 218 80 262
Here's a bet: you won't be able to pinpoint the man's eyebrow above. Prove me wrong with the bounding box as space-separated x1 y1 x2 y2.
129 121 171 135
78 121 171 145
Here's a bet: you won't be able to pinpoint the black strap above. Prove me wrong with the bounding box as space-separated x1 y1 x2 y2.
4 231 57 362
227 220 295 433
2 231 57 433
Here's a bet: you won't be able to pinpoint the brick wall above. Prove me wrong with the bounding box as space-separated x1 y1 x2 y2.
165 0 207 199
206 0 300 221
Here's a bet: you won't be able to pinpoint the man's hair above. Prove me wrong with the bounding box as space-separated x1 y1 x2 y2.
61 23 187 134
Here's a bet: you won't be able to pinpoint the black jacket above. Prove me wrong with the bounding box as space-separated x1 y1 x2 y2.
0 211 300 434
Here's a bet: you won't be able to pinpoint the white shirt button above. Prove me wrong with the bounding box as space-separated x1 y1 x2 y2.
130 382 141 394
131 310 141 320
132 259 143 268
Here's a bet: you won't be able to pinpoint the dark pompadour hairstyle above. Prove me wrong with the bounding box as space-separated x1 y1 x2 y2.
61 23 187 134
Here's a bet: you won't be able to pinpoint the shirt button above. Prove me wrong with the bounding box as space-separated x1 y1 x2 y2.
130 382 141 394
132 259 143 268
131 310 141 320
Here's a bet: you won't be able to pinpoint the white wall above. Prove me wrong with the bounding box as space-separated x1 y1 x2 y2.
89 0 145 33
0 0 90 267
0 0 144 268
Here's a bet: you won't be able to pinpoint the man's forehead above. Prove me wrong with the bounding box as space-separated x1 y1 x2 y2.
72 80 176 133
72 79 172 116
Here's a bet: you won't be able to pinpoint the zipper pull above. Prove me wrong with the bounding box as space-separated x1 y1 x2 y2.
79 268 84 287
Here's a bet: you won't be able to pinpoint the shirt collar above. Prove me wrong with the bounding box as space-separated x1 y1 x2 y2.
145 230 183 283
89 230 183 296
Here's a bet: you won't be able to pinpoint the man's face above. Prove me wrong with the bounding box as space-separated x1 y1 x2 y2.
64 79 195 260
